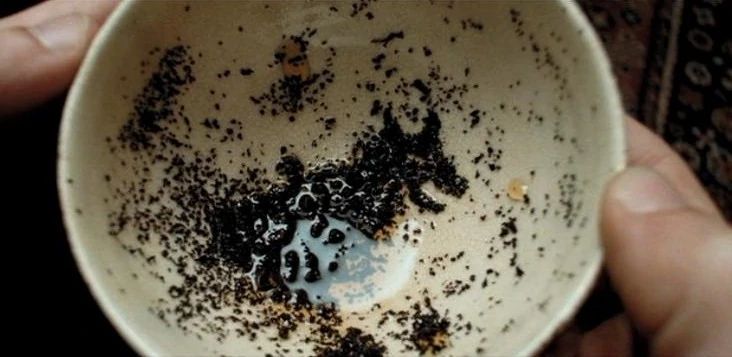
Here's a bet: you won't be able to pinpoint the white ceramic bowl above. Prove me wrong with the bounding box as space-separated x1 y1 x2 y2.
59 1 624 355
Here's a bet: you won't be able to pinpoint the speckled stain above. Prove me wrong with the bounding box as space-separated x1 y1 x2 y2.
95 2 592 356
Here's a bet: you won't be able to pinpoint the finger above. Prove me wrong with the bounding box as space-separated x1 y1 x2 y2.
625 117 721 217
0 0 118 30
0 0 119 116
547 326 583 357
602 166 732 355
654 237 732 356
579 315 633 357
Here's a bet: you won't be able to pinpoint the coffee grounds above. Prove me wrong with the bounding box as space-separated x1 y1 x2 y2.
118 45 196 150
410 302 450 353
383 296 451 354
100 6 551 353
203 105 467 296
249 30 335 116
319 327 387 357
105 27 477 353
371 31 404 47
106 35 477 353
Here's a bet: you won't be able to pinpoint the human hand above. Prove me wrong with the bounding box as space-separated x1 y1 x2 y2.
580 117 732 355
0 0 118 116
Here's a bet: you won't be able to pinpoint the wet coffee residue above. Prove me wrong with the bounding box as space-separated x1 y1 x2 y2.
319 327 387 357
250 30 335 117
94 3 569 355
205 105 467 297
409 299 451 353
379 296 452 354
108 37 468 354
118 45 196 150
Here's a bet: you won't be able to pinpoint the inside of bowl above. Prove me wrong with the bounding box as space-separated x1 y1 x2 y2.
59 1 623 355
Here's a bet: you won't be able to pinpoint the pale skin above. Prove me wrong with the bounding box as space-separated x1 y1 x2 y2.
2 1 729 355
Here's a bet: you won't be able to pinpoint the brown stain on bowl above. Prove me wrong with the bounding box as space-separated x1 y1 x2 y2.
279 39 311 80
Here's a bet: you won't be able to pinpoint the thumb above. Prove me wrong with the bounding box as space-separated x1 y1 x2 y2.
602 166 732 355
0 13 98 116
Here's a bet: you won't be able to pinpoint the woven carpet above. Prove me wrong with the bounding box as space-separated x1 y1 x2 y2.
581 0 731 219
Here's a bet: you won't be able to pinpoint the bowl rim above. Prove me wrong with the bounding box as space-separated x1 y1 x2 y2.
57 1 150 354
517 1 626 354
57 0 626 355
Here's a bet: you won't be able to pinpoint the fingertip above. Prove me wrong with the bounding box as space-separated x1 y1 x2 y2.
0 0 120 31
29 13 98 52
603 166 685 217
624 117 722 216
0 13 98 116
600 167 685 266
600 166 730 336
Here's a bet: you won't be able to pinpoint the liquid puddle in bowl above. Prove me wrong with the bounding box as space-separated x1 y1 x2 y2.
281 216 418 309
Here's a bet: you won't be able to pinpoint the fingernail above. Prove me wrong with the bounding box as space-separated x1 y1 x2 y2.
611 167 686 214
30 13 93 51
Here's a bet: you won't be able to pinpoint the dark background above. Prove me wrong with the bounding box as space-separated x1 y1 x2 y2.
0 1 134 355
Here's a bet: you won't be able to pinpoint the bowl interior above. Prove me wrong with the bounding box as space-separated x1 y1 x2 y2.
59 1 623 355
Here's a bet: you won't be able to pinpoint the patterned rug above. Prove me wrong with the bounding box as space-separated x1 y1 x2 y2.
581 0 731 219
